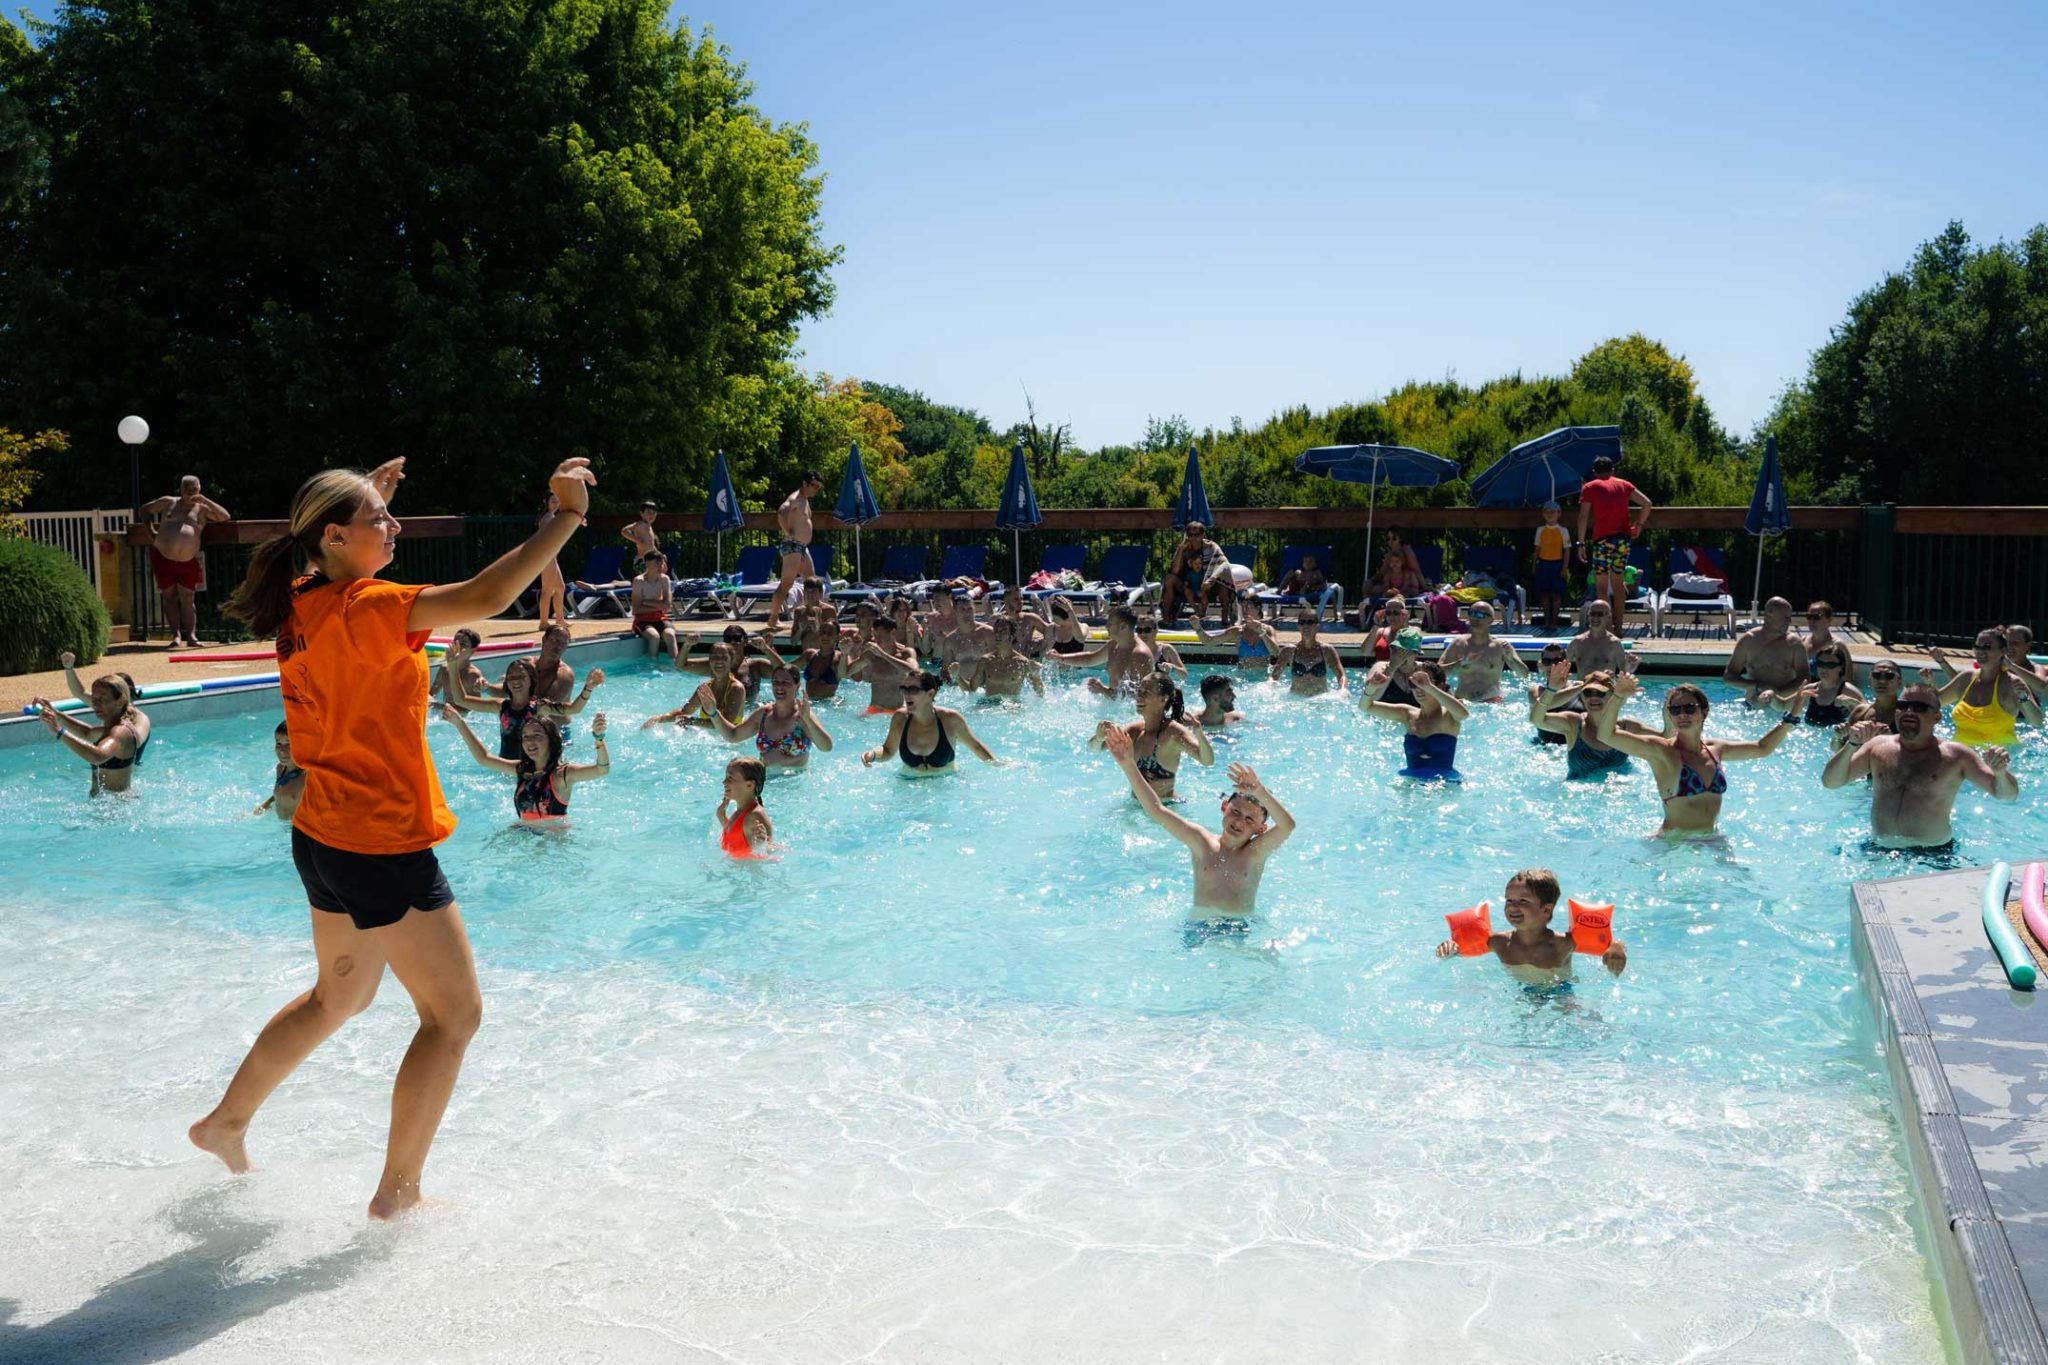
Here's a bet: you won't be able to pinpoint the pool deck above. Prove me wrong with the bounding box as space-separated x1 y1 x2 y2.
1852 862 2048 1365
1 609 1915 716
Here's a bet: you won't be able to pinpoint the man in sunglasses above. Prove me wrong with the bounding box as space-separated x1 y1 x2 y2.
1823 683 2018 849
1438 601 1530 702
1723 596 1808 711
1833 659 1905 752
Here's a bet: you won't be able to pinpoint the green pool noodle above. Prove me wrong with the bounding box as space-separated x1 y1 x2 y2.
1981 861 2037 991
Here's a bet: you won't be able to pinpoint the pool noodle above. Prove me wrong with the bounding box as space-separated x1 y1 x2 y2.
2023 862 2048 959
1980 861 2036 990
169 650 275 662
22 672 283 714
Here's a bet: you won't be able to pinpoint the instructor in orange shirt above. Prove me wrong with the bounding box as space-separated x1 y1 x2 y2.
189 454 596 1219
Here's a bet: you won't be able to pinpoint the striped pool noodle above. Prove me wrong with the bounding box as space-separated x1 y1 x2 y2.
1980 861 2036 990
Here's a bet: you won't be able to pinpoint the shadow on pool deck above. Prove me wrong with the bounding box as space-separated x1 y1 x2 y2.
0 1186 387 1365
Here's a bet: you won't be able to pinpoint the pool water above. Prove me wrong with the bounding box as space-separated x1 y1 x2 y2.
4 657 2027 1362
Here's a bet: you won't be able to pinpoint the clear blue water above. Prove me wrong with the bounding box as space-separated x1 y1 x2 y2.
5 657 2020 1360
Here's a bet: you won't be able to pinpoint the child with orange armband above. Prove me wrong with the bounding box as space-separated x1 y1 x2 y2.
1434 868 1627 983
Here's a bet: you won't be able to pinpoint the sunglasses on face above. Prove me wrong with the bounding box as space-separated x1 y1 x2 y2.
1895 699 1936 713
1666 703 1703 716
1806 612 1829 621
1818 660 1844 670
1871 670 1899 681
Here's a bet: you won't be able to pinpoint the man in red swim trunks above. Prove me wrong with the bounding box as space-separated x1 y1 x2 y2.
142 474 232 647
1573 456 1652 628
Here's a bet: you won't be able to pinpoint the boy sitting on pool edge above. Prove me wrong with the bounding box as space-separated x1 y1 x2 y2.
1434 868 1627 983
1102 725 1293 932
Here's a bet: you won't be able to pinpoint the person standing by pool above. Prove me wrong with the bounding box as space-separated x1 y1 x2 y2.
1573 455 1651 625
862 671 997 772
191 453 596 1220
1438 602 1529 702
33 670 150 795
441 708 610 823
718 757 773 856
630 551 679 666
1100 726 1294 924
1723 598 1809 711
1530 501 1572 630
1047 604 1155 696
536 491 571 630
1271 610 1345 696
712 665 832 770
1196 674 1245 728
1090 669 1213 800
1362 661 1467 781
958 618 1044 698
1591 675 1810 836
253 721 307 820
764 471 824 632
141 474 233 648
1568 600 1632 679
621 498 660 563
1434 869 1627 981
1924 629 2042 746
1824 685 2018 849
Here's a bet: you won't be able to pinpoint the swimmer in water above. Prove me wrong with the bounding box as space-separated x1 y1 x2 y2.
1723 597 1809 711
1048 604 1156 696
441 707 610 821
1567 599 1633 679
1191 612 1280 670
1362 661 1467 781
1437 601 1529 702
712 664 833 769
252 720 307 820
1923 628 2042 746
33 669 151 795
1102 725 1294 924
428 629 490 702
1090 669 1214 799
1526 670 1651 778
1434 868 1628 982
1272 610 1346 696
1134 615 1188 683
1196 674 1245 728
717 757 773 856
1823 684 2018 849
1044 595 1091 656
678 624 776 697
1802 643 1864 727
958 618 1044 697
1835 657 1904 751
856 616 923 712
1591 676 1810 836
861 670 997 772
993 589 1052 657
643 641 750 729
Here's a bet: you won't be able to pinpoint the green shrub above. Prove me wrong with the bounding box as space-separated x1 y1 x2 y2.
0 536 110 676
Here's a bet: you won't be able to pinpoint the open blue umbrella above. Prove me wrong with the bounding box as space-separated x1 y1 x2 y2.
835 441 881 584
997 437 1042 586
1293 443 1458 551
1744 435 1790 618
1469 426 1622 508
703 449 744 575
1172 445 1212 531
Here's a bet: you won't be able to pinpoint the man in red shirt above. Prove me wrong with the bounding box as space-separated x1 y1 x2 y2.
1574 456 1653 626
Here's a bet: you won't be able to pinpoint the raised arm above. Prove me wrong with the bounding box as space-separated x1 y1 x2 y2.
58 651 90 705
1527 683 1578 738
1103 726 1207 849
197 494 233 523
711 703 765 744
1176 718 1215 768
1409 670 1469 723
562 714 611 787
794 696 833 752
1586 675 1665 761
443 677 501 715
1961 744 2019 801
1717 690 1809 761
438 703 518 773
1358 664 1408 722
1822 724 1882 787
553 668 605 717
1045 640 1109 668
1233 762 1296 856
411 459 595 631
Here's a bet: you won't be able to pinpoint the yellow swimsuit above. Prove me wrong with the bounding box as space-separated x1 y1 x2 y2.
1951 693 2018 746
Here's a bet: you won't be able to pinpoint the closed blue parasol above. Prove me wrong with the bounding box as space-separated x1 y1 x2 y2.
835 441 881 583
1470 426 1622 507
1172 446 1213 531
1744 435 1790 617
703 449 744 575
997 437 1043 586
1293 443 1458 552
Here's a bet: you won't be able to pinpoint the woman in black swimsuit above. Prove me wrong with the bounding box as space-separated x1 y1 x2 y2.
1804 643 1863 726
1046 595 1090 655
440 707 611 822
446 656 541 759
33 667 151 794
860 671 996 773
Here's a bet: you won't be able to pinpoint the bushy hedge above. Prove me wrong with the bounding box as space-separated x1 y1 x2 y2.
0 535 110 675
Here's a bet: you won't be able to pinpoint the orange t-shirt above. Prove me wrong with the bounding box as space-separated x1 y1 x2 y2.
279 575 456 854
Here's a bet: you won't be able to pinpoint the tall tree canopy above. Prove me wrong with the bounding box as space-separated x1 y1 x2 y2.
0 0 836 514
1767 221 2048 503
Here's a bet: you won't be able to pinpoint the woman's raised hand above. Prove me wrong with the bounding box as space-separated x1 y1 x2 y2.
366 459 407 502
550 458 597 515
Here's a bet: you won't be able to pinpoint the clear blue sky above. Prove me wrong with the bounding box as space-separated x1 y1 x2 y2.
17 1 2046 448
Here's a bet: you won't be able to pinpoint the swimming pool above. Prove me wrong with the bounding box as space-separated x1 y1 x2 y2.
5 655 2030 1362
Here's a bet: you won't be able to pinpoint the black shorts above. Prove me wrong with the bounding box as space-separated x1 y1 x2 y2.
291 827 455 931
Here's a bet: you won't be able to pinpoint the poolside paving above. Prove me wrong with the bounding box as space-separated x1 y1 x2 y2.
1853 863 2048 1365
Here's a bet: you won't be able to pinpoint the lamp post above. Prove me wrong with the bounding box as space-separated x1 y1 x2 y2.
118 415 149 518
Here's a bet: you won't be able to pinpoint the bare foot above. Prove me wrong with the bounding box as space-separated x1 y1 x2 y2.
188 1114 252 1174
367 1183 424 1221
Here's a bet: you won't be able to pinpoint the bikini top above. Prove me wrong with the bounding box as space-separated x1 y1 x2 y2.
900 715 956 769
514 767 569 821
275 763 306 787
1133 731 1174 782
756 717 812 759
1291 649 1327 677
98 727 150 771
1666 748 1728 801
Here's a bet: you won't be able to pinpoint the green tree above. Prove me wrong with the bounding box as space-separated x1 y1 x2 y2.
0 1 836 516
1765 221 2048 503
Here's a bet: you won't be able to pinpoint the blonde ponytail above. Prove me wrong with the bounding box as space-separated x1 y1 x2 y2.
223 469 374 638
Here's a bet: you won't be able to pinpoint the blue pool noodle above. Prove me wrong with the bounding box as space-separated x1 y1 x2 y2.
1981 861 2037 991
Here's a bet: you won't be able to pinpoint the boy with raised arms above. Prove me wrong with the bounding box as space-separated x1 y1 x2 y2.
1102 725 1293 920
